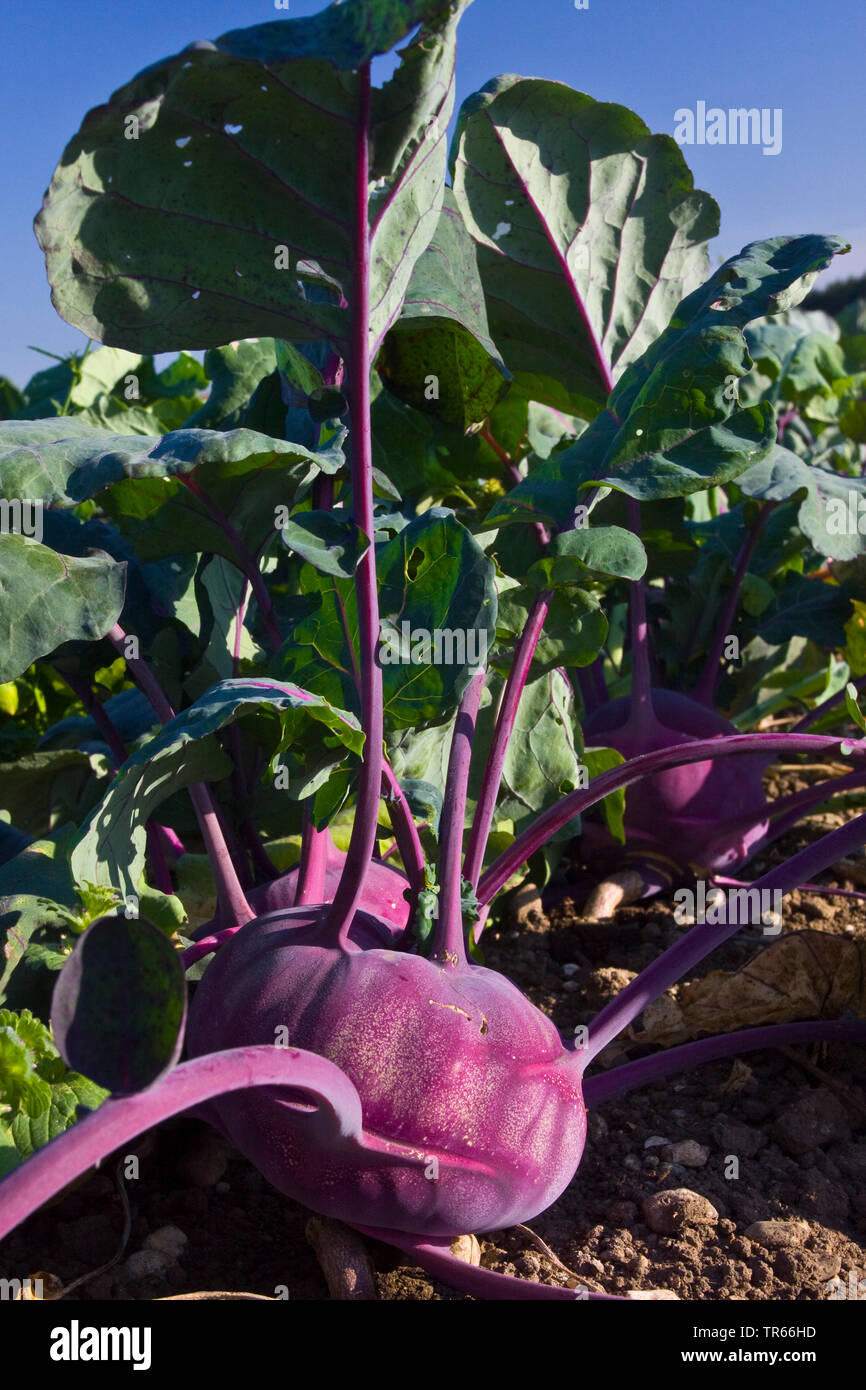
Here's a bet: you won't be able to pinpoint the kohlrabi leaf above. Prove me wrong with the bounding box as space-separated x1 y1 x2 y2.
844 682 866 735
70 679 362 898
470 669 584 843
98 435 339 568
189 554 260 690
0 420 326 510
838 297 866 365
450 77 719 415
280 512 370 578
274 508 497 727
389 667 585 848
0 537 126 684
0 831 82 1011
51 914 186 1094
493 583 608 675
0 821 32 869
582 746 626 843
487 235 850 527
757 573 853 648
184 340 280 430
32 507 184 654
738 445 866 562
0 749 111 837
35 1 470 357
0 376 25 420
13 345 143 420
525 525 647 590
370 379 481 499
479 385 583 468
376 189 509 429
0 1008 108 1177
743 323 848 417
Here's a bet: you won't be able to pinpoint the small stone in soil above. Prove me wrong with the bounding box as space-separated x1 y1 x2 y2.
144 1225 188 1261
123 1250 171 1281
745 1219 810 1251
642 1189 719 1236
664 1140 709 1169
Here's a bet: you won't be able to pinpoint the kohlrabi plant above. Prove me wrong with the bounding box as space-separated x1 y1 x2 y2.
1 0 865 1299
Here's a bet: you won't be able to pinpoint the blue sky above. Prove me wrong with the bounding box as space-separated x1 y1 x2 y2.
1 0 863 387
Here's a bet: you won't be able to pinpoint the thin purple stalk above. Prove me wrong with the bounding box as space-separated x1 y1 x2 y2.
433 668 486 966
463 593 550 889
157 825 186 861
181 476 282 650
240 818 279 885
145 822 173 895
583 1018 866 1107
692 503 773 707
624 499 654 736
57 667 129 767
295 813 330 905
382 764 426 897
106 623 253 929
182 925 240 968
478 731 866 906
350 1225 620 1300
186 784 254 924
313 472 336 511
583 811 866 1061
326 62 383 948
714 874 866 904
106 624 174 723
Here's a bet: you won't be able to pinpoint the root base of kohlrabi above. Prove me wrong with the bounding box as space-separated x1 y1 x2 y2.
185 905 586 1238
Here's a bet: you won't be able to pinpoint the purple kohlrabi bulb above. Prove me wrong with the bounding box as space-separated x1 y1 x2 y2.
186 906 586 1236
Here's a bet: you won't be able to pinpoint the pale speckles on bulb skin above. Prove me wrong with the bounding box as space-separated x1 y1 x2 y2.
187 905 587 1237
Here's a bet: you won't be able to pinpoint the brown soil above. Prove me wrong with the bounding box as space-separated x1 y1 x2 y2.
3 770 866 1301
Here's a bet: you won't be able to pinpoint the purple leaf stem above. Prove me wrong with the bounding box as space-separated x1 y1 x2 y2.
463 592 550 889
692 502 773 707
326 62 385 947
433 668 486 965
584 1018 866 1107
478 731 866 907
351 1225 621 1300
0 1046 406 1244
382 763 426 898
